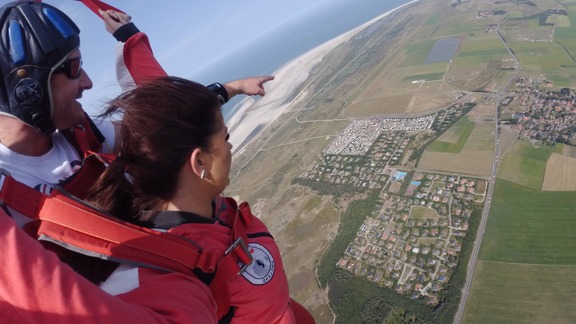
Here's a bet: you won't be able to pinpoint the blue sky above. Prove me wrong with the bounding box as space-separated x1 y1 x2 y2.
46 0 335 114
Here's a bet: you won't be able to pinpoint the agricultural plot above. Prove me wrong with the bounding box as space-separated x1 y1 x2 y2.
553 4 576 59
427 117 475 152
446 34 512 91
479 179 576 265
512 43 576 87
422 9 491 39
419 109 494 176
467 132 576 321
465 175 576 323
500 16 554 43
498 8 576 88
496 141 560 191
418 150 492 175
464 261 576 324
542 153 576 191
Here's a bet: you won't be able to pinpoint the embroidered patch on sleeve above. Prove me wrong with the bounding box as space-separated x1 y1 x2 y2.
240 243 275 285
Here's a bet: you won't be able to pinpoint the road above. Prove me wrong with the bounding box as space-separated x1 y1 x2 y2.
452 12 520 324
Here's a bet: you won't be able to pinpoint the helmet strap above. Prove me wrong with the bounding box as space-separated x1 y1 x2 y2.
31 109 55 134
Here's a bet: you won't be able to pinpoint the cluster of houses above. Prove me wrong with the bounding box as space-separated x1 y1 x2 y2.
476 9 506 19
324 115 435 156
337 172 485 304
298 103 474 189
501 77 576 146
294 101 486 304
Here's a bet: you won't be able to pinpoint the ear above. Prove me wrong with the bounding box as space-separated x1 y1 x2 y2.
190 148 207 178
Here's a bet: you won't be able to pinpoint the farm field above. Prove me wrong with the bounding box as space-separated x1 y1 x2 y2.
464 179 576 323
542 153 576 191
479 179 576 264
464 261 576 324
464 139 576 323
496 140 560 191
501 9 576 88
418 105 494 176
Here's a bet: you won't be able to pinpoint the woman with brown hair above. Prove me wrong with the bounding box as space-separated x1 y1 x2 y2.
86 76 314 323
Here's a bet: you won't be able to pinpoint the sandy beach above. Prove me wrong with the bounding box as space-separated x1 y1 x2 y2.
228 0 419 156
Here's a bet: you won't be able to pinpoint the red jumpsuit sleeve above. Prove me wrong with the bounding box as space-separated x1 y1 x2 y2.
0 212 217 323
119 32 168 87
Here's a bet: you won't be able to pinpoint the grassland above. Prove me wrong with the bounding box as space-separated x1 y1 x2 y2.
497 141 561 191
427 116 475 152
464 138 576 322
464 179 576 323
500 7 576 88
554 4 576 59
447 33 513 91
464 261 576 324
479 179 576 264
542 152 576 191
419 104 494 176
410 206 440 219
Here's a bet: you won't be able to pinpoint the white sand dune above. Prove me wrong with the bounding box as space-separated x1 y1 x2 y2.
228 0 419 156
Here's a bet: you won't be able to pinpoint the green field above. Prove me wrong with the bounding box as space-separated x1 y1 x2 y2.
425 10 487 38
400 39 440 67
426 116 475 153
497 141 560 191
457 37 509 58
465 177 576 323
480 179 576 264
554 4 576 60
410 206 440 219
464 137 576 323
464 261 576 323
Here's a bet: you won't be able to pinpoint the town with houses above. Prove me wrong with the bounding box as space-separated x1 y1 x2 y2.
501 77 576 146
296 102 485 304
337 171 484 305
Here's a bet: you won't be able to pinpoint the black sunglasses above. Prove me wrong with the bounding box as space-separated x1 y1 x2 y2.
54 57 82 79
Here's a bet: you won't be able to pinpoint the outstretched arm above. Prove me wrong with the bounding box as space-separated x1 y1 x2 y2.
224 76 275 98
100 9 274 99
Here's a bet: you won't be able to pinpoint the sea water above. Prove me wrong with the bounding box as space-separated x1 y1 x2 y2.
190 0 413 121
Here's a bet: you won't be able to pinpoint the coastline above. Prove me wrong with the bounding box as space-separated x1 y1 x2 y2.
228 0 420 156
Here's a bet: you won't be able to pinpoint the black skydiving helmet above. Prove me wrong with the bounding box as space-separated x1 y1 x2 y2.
0 1 80 134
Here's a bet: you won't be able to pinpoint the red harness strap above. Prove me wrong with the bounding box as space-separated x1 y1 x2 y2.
62 116 104 159
0 171 225 274
0 168 253 319
76 0 124 16
210 198 252 320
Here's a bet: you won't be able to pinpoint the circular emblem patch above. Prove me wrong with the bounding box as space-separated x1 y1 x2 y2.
13 78 43 105
240 243 275 285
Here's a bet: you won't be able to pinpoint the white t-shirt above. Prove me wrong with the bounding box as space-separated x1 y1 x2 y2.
0 119 116 227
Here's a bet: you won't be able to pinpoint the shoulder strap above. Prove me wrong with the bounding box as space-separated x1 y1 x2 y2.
63 114 106 159
205 197 253 321
76 0 124 16
0 170 219 274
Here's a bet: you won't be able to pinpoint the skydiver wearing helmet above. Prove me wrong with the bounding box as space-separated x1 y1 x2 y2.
0 1 272 322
